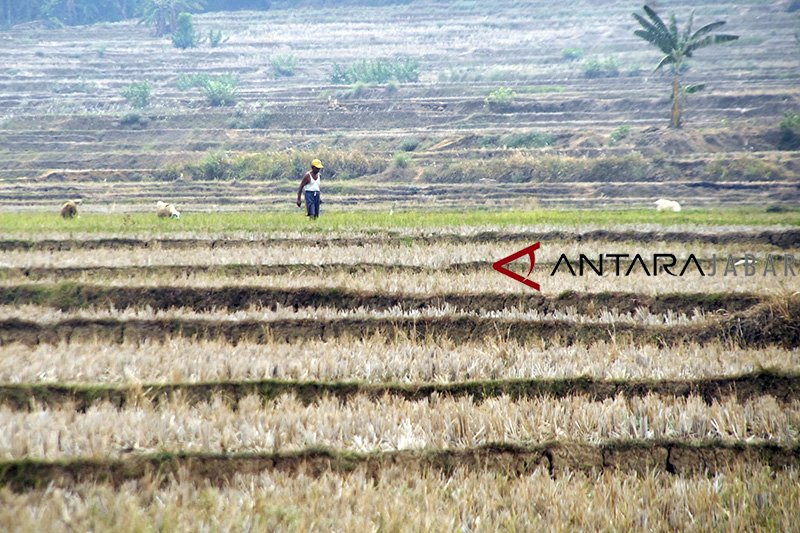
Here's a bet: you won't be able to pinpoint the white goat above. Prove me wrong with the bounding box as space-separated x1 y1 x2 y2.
654 199 682 212
156 201 181 219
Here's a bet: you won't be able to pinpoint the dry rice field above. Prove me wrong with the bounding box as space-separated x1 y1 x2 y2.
1 0 800 530
0 225 798 530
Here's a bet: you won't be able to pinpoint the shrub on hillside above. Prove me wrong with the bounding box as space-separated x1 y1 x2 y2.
203 79 238 106
330 58 419 84
119 112 148 128
779 112 800 150
500 131 555 148
393 152 412 168
208 29 226 47
424 152 650 183
583 56 619 78
172 12 199 49
187 149 389 181
177 73 238 91
400 138 420 151
484 87 516 111
561 47 584 61
271 55 298 77
610 126 631 144
707 156 788 181
228 109 270 129
121 81 152 109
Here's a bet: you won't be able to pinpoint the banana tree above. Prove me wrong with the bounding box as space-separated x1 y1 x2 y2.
633 5 738 128
139 0 204 36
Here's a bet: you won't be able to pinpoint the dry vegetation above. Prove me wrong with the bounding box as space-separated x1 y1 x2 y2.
2 338 795 384
3 269 795 295
0 0 798 527
2 466 798 532
0 303 716 326
2 394 798 460
0 240 786 269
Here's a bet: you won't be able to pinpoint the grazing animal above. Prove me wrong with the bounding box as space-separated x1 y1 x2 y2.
156 201 181 219
60 199 82 219
654 199 682 212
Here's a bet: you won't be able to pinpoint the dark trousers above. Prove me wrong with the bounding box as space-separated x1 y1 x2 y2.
305 190 320 217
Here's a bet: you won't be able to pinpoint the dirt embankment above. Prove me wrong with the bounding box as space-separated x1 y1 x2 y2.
0 299 797 348
1 441 798 491
1 370 797 412
0 229 797 251
0 284 766 315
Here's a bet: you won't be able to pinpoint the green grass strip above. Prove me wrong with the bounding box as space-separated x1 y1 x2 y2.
1 207 798 234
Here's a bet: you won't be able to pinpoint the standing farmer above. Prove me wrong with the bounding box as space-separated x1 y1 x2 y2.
296 159 323 219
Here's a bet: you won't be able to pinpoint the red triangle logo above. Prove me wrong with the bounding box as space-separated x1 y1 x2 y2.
493 242 541 291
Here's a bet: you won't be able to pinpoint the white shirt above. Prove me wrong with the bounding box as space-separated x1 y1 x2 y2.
304 172 320 192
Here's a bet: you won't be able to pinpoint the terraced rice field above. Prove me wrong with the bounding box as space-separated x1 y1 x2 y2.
1 0 800 529
0 0 799 211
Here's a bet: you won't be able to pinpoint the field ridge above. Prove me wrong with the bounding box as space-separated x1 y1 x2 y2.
0 283 767 315
1 369 798 411
2 440 799 491
0 300 796 347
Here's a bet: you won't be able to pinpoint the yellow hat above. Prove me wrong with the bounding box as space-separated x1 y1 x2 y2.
311 159 324 169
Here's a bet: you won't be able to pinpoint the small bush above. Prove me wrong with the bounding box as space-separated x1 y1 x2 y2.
228 110 271 129
177 73 212 90
610 125 631 144
707 156 788 181
583 56 619 78
561 47 584 61
172 12 199 49
187 149 389 181
208 29 225 48
779 112 800 150
271 54 298 77
423 152 650 183
204 79 238 106
177 73 239 92
121 81 152 109
119 112 148 128
250 111 270 128
393 152 412 168
339 82 368 99
400 138 420 151
484 87 516 111
500 131 555 148
195 151 235 180
330 58 419 84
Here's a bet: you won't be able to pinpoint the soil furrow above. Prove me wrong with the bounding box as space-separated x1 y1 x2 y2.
0 301 796 347
0 370 797 411
0 283 766 315
1 441 798 491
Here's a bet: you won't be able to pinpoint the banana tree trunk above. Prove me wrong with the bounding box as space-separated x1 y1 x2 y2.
670 74 682 128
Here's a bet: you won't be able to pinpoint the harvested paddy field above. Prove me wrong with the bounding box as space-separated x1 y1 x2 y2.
1 0 799 529
0 223 798 517
0 222 798 531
